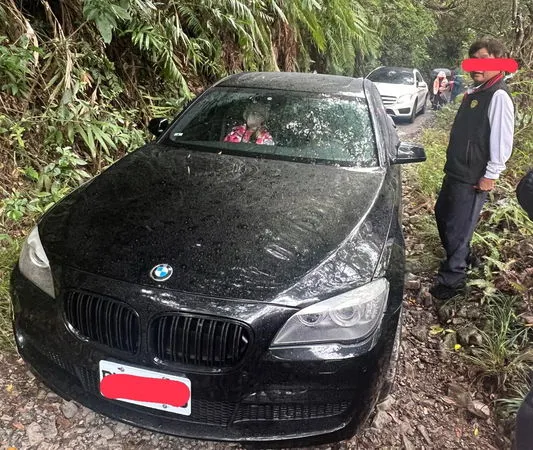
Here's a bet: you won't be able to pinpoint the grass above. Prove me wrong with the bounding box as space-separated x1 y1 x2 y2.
414 127 448 196
461 293 532 391
497 375 532 417
405 213 442 273
0 235 21 352
413 105 457 197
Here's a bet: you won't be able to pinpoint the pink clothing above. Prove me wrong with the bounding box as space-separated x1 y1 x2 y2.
224 125 274 145
433 76 449 95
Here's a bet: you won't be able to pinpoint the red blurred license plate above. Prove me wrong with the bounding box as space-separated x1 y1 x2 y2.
99 360 191 415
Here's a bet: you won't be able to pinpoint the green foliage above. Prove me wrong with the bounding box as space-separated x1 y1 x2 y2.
485 191 533 236
414 103 462 197
422 0 518 73
404 210 442 272
0 36 35 96
143 95 190 120
3 193 29 222
0 235 20 351
300 0 380 74
469 181 533 299
27 147 91 215
376 0 437 68
82 0 382 80
44 103 146 161
509 72 533 187
415 127 448 196
497 377 531 417
2 147 92 223
423 8 474 72
462 294 532 391
83 0 131 44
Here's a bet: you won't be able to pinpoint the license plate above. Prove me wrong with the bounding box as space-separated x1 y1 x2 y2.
99 360 191 415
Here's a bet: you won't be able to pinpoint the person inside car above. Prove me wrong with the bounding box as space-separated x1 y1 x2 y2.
224 102 274 145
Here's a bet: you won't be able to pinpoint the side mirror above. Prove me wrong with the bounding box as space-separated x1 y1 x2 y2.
417 81 427 88
391 142 426 165
148 118 169 137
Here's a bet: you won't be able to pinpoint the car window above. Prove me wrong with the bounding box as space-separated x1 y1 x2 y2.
415 72 423 83
367 68 414 85
167 87 378 167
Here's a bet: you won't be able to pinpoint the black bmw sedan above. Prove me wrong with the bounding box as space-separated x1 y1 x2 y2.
11 72 425 445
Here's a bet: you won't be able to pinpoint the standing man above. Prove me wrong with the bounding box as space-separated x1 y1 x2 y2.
429 38 515 300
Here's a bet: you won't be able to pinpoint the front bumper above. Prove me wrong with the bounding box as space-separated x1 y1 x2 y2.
10 265 400 445
384 101 414 118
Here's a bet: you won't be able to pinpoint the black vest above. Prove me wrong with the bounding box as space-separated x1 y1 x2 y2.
444 78 510 184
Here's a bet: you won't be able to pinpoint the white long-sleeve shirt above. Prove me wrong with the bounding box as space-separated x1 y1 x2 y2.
467 83 514 179
486 90 514 179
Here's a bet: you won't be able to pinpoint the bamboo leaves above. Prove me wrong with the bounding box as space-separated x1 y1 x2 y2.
82 0 131 44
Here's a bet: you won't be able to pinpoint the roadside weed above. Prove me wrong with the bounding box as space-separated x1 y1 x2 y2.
405 213 442 272
497 375 532 417
0 235 20 351
416 128 448 196
462 293 532 391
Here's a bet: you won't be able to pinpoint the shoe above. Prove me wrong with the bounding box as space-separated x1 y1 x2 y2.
429 283 464 300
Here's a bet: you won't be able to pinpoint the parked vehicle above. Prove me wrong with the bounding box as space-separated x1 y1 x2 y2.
366 66 429 123
11 72 425 446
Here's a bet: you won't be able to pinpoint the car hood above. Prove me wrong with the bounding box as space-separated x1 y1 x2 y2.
372 82 415 97
40 144 387 304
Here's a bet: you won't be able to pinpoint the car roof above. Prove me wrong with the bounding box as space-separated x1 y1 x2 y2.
370 66 416 73
216 72 366 95
431 68 451 75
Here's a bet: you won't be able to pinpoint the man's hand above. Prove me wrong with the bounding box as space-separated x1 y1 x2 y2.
475 177 496 191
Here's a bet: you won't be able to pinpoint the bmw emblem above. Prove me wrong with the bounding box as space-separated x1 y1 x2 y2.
150 264 173 282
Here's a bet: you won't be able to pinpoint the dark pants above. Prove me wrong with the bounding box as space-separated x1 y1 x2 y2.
434 176 487 287
516 388 533 449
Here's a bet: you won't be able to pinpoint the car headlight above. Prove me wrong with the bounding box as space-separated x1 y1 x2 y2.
18 226 55 298
397 94 413 104
271 278 389 346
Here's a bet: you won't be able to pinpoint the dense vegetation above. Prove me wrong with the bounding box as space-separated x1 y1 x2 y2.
0 0 532 436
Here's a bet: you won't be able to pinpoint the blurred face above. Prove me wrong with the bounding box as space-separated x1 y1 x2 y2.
470 47 501 86
246 111 264 129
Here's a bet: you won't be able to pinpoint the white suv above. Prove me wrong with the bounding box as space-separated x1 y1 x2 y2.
366 67 429 123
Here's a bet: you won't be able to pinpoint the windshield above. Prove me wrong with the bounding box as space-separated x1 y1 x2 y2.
166 87 378 167
367 68 414 85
